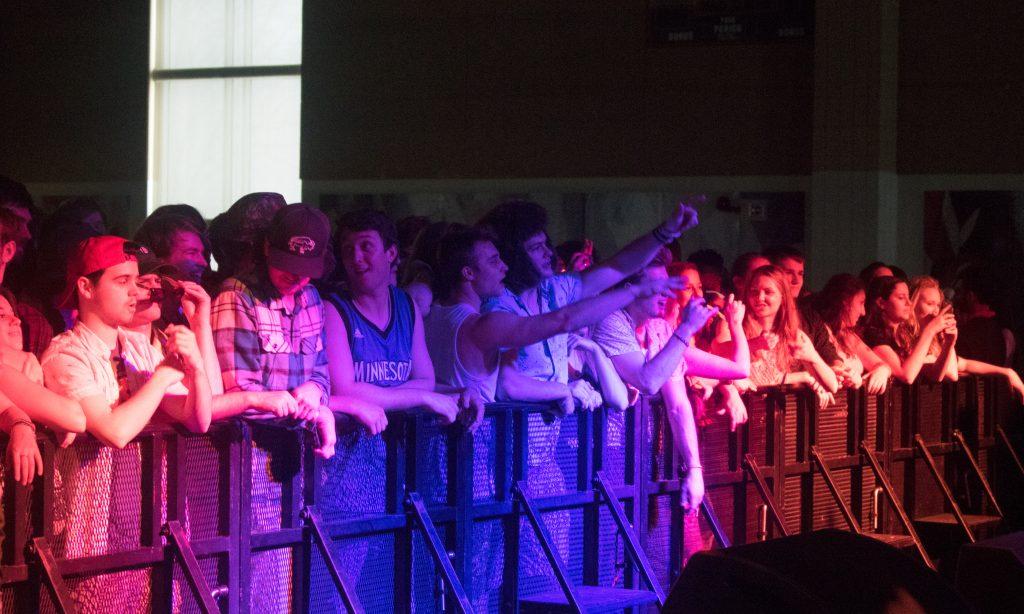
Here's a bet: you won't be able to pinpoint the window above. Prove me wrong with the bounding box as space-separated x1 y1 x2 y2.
148 0 302 220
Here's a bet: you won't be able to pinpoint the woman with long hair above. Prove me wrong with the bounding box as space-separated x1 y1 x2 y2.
862 276 952 384
910 276 1024 400
814 274 892 394
715 265 838 402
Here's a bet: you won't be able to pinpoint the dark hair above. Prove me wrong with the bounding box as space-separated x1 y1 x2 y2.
0 208 22 246
0 286 17 310
334 209 398 251
730 252 766 284
134 214 205 260
864 275 915 356
477 200 552 294
764 245 805 265
815 274 865 352
432 226 495 300
858 261 891 287
0 176 33 211
148 204 207 233
687 248 725 271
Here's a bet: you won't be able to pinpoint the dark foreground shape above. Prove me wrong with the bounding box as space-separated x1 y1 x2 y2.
956 531 1024 614
665 529 970 614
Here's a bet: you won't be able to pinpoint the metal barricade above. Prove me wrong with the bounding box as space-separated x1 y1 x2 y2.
0 375 1018 612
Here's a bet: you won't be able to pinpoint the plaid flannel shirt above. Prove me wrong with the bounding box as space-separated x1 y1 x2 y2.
211 276 330 406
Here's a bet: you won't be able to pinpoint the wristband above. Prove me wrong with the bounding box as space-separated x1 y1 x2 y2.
651 223 681 245
672 330 692 346
10 419 36 433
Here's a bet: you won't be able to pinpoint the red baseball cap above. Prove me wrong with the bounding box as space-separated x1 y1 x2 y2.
58 236 148 308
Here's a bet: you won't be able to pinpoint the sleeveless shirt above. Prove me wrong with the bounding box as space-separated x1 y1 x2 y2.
424 302 498 402
326 285 415 387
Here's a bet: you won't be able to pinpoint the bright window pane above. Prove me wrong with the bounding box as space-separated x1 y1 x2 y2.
155 0 302 70
151 75 301 219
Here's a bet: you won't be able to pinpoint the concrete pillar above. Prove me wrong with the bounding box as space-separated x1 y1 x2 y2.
808 0 900 288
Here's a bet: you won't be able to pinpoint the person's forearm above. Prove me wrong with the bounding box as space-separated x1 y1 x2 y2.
0 365 85 432
900 331 938 384
498 368 569 403
581 232 663 297
193 321 224 395
0 405 33 434
637 337 689 395
330 379 432 412
586 349 630 410
959 357 1011 377
183 370 212 433
90 375 174 448
211 391 264 420
684 346 747 380
727 319 751 375
806 354 840 393
662 380 700 468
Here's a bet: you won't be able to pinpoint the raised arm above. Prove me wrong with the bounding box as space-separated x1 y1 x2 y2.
687 294 750 381
469 276 683 354
179 281 224 394
791 330 840 393
580 202 699 297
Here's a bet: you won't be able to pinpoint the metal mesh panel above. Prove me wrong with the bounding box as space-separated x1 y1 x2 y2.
249 426 303 532
183 434 227 540
602 408 628 485
473 417 499 502
471 519 504 613
65 568 154 613
518 508 583 598
318 429 387 522
173 553 224 614
49 438 155 612
1 586 18 612
412 529 441 613
555 412 580 492
250 548 293 612
597 507 623 587
417 421 449 506
917 383 945 443
645 494 674 590
309 532 396 612
700 410 733 474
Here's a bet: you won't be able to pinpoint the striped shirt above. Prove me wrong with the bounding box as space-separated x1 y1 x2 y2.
211 276 330 405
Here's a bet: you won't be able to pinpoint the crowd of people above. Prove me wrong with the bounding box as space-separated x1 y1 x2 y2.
0 174 1022 606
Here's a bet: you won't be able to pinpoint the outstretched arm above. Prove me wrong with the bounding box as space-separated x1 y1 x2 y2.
469 276 682 354
580 202 699 297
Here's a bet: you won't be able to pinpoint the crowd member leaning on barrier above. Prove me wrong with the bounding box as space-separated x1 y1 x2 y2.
714 265 839 407
42 237 211 448
324 209 478 425
425 226 683 408
40 236 212 612
0 289 86 484
911 276 1024 400
814 274 892 394
211 205 340 458
862 275 955 385
592 255 750 512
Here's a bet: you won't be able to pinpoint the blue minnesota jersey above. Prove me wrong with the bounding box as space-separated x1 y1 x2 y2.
326 286 415 387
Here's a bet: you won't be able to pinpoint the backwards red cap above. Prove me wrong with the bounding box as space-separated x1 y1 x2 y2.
58 236 146 309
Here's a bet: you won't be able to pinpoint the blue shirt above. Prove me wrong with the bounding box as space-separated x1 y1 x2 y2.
326 285 415 387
